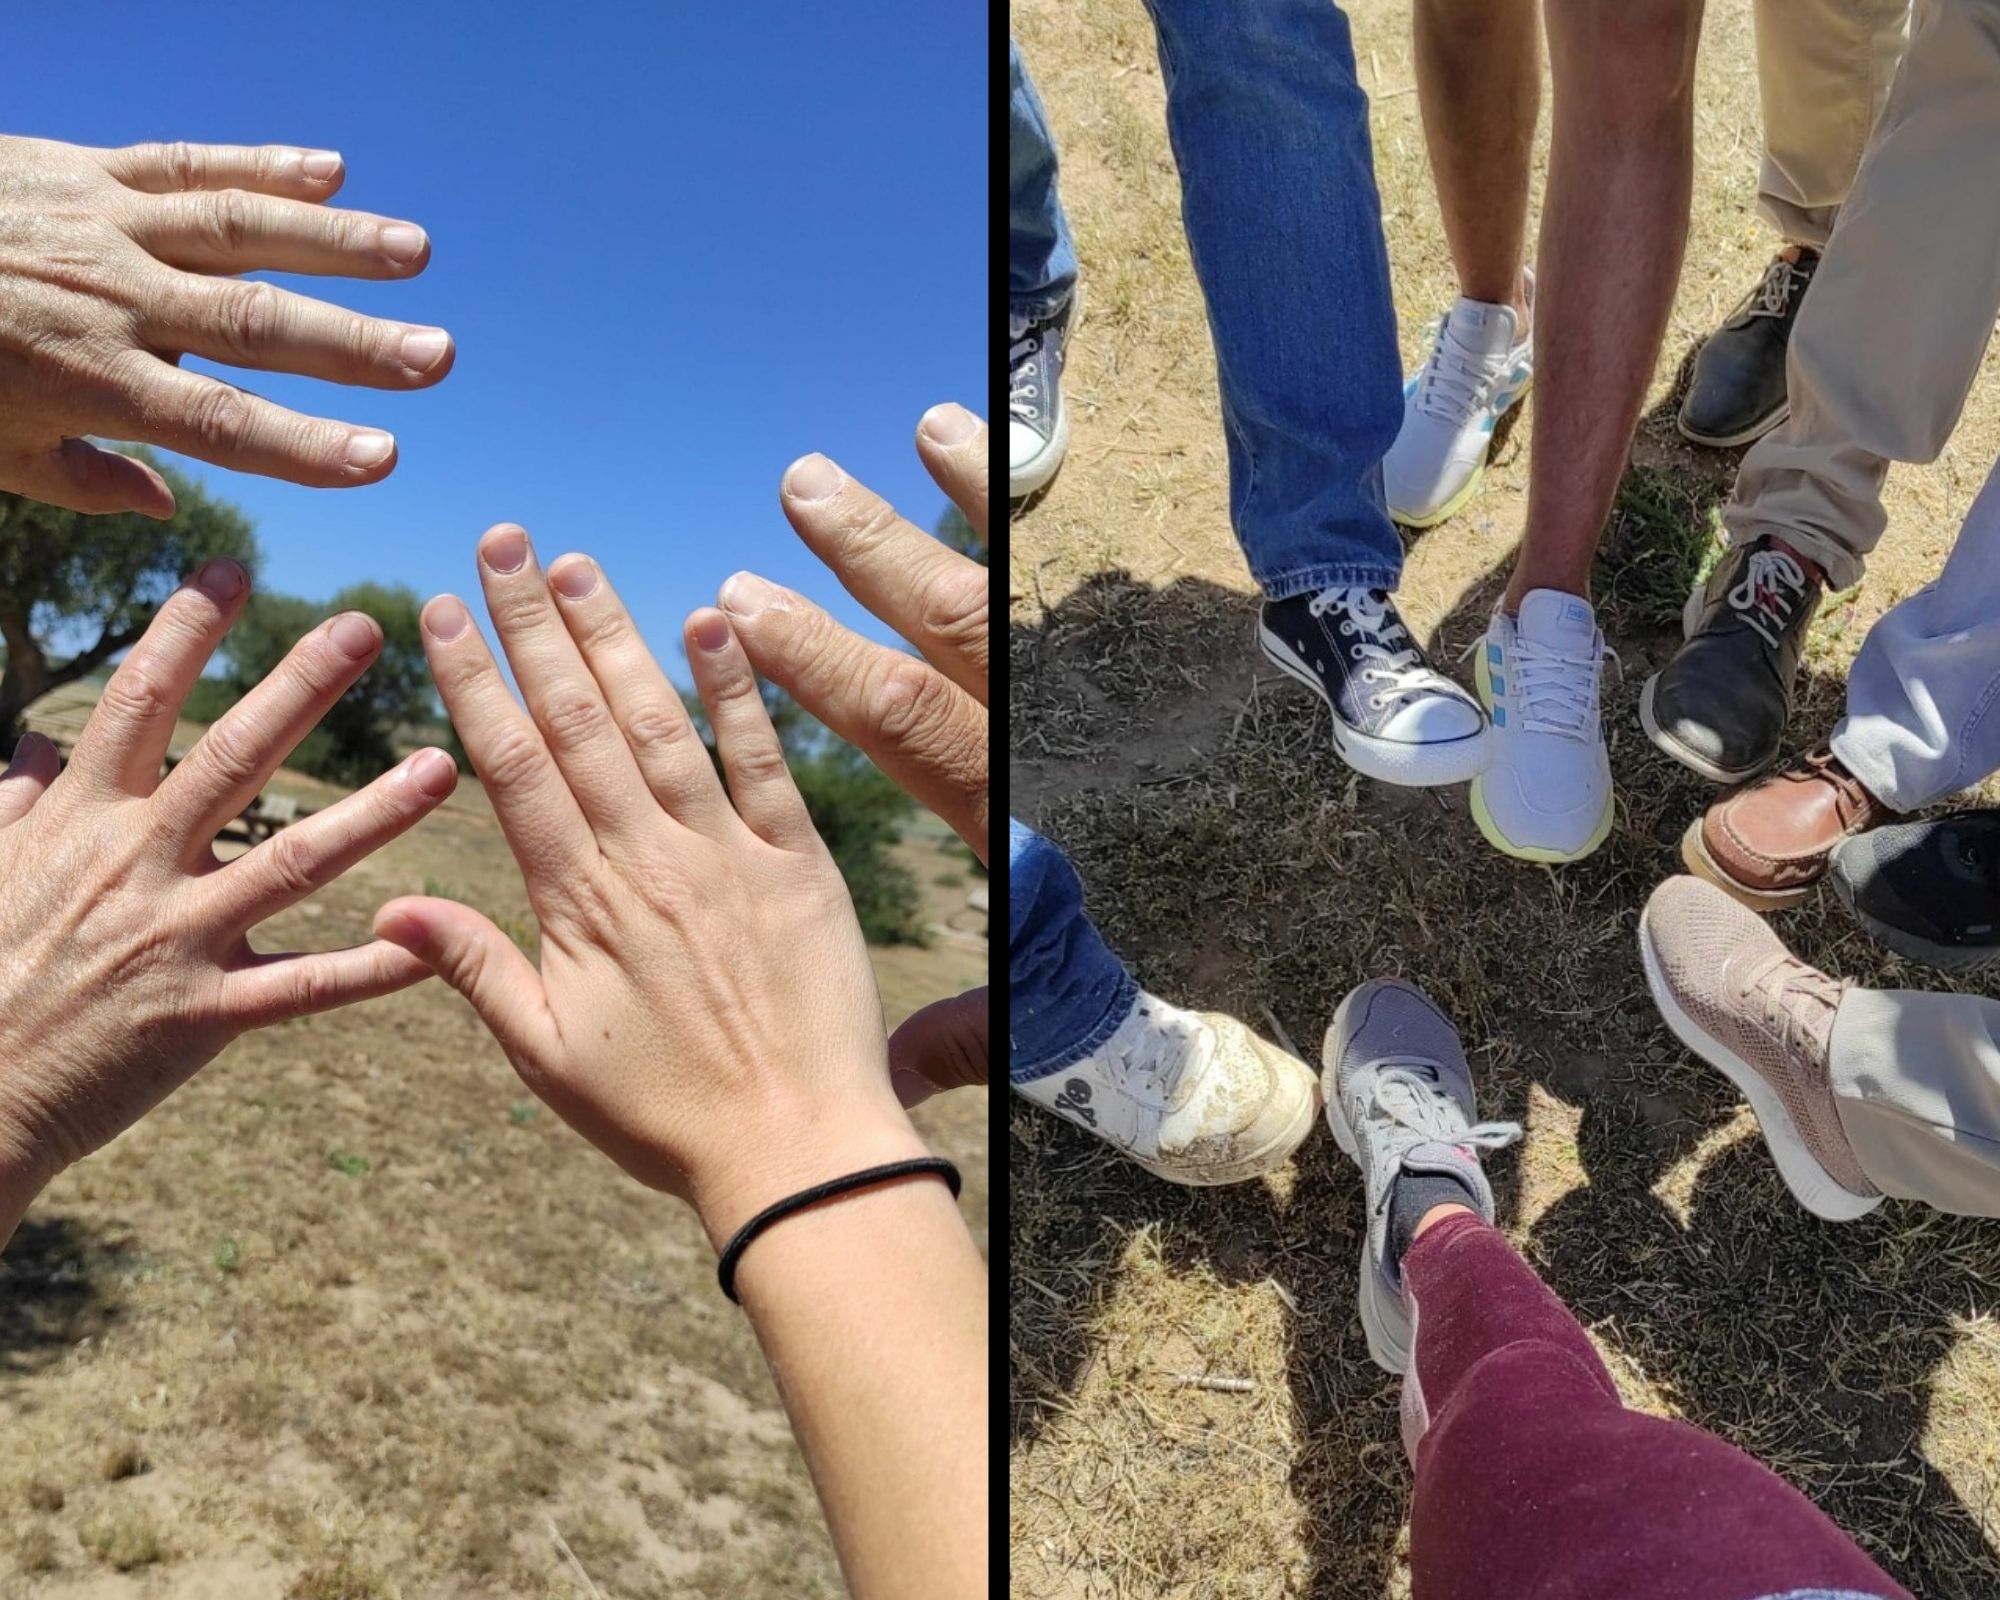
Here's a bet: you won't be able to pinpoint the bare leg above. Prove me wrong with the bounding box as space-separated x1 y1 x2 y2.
1504 0 1703 611
1413 0 1539 326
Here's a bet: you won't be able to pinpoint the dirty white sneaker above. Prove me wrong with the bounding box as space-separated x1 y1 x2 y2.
1470 589 1614 862
1384 276 1534 529
1014 992 1319 1185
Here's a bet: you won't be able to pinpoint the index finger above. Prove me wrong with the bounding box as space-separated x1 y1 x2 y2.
777 455 988 701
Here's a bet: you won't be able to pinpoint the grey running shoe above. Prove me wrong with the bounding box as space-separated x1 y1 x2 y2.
1641 538 1823 784
1677 247 1817 448
1322 979 1522 1374
1009 298 1073 500
1830 811 2000 972
1638 875 1881 1221
1014 990 1319 1185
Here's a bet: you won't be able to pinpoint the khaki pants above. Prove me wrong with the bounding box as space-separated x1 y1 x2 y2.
1754 0 1910 247
1832 987 2000 1215
1725 0 2000 590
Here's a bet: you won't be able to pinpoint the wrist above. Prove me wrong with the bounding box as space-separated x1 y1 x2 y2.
692 1101 934 1257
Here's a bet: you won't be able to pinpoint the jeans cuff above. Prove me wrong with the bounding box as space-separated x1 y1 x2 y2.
1010 288 1075 326
1259 563 1404 603
1009 971 1139 1085
1828 716 1921 813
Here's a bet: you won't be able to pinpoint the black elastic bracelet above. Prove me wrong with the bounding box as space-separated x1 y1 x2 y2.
717 1157 962 1304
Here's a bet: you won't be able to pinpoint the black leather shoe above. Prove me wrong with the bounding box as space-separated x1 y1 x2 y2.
1640 538 1823 784
1677 249 1818 448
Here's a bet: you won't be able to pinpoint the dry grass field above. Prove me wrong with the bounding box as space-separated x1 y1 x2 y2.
0 686 988 1598
1008 3 2000 1597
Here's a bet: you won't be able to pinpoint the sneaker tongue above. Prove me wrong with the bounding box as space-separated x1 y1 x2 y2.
1445 299 1516 358
1516 589 1597 653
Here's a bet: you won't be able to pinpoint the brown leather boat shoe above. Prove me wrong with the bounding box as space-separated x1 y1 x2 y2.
1681 744 1891 909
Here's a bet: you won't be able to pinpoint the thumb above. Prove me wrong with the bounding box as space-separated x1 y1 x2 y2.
0 733 61 828
1 439 176 518
374 896 557 1067
887 987 989 1108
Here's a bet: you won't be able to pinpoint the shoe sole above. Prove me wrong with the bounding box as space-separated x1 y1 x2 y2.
1678 815 1812 910
1637 903 1882 1221
1008 406 1070 501
1258 625 1489 787
1124 1059 1321 1188
1637 672 1773 787
1826 847 2000 974
1321 986 1412 1376
1388 376 1534 531
1467 651 1614 863
1674 397 1791 451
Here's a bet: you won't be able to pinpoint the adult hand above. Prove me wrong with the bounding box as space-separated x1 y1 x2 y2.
0 558 458 1241
0 134 453 518
717 403 989 1106
374 527 932 1249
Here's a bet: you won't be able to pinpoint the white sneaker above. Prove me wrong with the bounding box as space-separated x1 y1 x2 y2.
1014 992 1319 1185
1384 276 1534 529
1470 589 1614 862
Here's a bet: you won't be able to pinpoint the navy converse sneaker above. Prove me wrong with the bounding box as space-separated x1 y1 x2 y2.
1259 587 1488 786
1009 298 1073 500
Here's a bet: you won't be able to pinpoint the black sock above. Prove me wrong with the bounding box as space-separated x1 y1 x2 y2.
1386 1165 1482 1278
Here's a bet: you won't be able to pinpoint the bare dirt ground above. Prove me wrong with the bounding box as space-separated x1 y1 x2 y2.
0 690 987 1598
1009 3 2000 1596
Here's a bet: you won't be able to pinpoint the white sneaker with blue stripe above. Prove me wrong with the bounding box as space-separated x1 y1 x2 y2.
1384 279 1534 529
1471 590 1614 863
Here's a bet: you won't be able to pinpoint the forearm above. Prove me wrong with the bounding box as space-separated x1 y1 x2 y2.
734 1176 988 1600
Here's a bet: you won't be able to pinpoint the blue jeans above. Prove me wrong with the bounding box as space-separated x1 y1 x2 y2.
1010 42 1078 320
1010 819 1138 1085
1143 0 1404 598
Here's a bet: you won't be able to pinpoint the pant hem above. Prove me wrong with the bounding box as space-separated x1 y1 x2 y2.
1259 564 1405 603
1724 514 1867 593
1010 974 1140 1085
1010 287 1075 326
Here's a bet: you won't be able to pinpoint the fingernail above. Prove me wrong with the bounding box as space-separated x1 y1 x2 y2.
690 611 733 653
194 556 246 601
301 150 342 181
550 557 599 600
329 612 379 658
346 431 394 470
408 748 456 797
400 328 451 371
920 404 977 446
425 596 469 641
784 454 843 502
379 223 427 265
483 528 528 574
719 571 785 619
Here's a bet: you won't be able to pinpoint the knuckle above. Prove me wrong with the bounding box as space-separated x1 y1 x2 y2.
213 279 279 362
475 726 549 793
622 699 694 755
729 738 792 787
258 826 321 902
840 499 903 561
917 568 990 661
284 962 335 1017
162 141 204 191
97 657 174 727
538 691 610 749
195 718 266 790
202 188 253 255
870 655 954 746
187 381 254 456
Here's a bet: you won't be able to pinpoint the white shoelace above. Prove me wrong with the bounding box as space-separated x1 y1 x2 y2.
1309 588 1463 713
1726 547 1808 649
1100 1002 1201 1105
1465 626 1616 740
1366 1067 1522 1215
1413 315 1507 426
1009 323 1042 424
1735 254 1804 324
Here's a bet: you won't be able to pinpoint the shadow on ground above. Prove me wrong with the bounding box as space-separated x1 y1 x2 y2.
0 1215 128 1379
1009 411 2000 1597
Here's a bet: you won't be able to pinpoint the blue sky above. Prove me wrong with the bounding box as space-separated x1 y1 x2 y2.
10 1 986 679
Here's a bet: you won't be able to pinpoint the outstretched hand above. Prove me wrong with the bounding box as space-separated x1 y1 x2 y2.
0 134 452 517
0 559 457 1240
719 403 990 1105
375 528 932 1249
